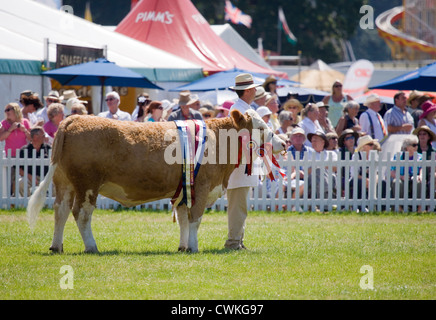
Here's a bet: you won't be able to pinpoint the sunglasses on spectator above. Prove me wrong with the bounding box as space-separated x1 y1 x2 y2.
5 108 13 112
71 110 79 114
47 99 58 103
410 143 419 147
345 136 355 141
105 97 116 101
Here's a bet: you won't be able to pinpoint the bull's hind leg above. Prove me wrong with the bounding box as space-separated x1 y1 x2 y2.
72 189 99 253
50 175 75 253
176 204 189 252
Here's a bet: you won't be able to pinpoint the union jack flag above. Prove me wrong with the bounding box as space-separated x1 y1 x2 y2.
225 0 252 28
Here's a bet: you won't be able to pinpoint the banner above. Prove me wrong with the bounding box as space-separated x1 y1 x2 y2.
343 59 374 97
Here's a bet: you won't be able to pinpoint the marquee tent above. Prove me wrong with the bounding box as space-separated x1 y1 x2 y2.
0 0 203 81
115 0 287 78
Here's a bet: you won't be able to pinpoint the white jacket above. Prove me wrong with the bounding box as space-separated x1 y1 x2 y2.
227 99 259 189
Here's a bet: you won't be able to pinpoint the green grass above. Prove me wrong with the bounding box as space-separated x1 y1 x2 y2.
0 209 435 300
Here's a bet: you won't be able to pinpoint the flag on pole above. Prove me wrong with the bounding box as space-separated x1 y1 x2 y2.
278 7 297 45
225 0 252 28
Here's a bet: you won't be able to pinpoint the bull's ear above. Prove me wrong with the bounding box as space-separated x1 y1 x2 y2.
230 109 247 129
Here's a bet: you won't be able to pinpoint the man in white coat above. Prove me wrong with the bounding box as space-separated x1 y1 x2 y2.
225 73 259 250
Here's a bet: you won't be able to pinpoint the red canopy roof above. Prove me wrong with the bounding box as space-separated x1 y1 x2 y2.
115 0 287 78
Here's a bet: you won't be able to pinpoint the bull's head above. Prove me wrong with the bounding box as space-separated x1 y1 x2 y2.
230 109 286 154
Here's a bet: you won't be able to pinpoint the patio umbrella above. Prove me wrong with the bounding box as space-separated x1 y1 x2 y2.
42 58 163 111
370 61 436 91
170 68 298 92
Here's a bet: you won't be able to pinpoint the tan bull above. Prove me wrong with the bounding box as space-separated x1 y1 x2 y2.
27 109 286 253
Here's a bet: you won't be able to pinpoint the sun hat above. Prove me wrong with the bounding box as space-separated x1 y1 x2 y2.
262 75 277 90
419 100 436 119
364 93 380 106
66 98 88 112
413 125 436 142
283 99 303 112
338 129 359 148
229 73 259 90
256 106 272 118
62 90 80 102
316 101 329 110
406 90 423 105
254 86 268 100
178 92 199 106
355 135 378 152
307 130 329 149
289 127 306 141
44 90 63 101
216 100 234 111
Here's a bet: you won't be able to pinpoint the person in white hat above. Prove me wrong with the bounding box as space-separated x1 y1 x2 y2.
37 90 63 124
226 73 259 250
358 93 388 142
250 86 268 110
255 106 272 128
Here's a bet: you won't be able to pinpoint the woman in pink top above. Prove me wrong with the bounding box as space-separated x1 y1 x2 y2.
0 103 31 157
43 103 64 142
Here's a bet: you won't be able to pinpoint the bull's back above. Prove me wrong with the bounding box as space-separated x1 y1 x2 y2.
55 116 182 204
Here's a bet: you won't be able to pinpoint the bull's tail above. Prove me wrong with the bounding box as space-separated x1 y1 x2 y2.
27 163 57 230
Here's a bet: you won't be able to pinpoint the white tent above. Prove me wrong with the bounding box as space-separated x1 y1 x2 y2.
210 24 271 69
0 0 203 114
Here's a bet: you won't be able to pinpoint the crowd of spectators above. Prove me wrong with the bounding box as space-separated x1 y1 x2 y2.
1 79 435 211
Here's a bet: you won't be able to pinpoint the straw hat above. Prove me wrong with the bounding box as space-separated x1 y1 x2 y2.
413 125 436 142
44 90 63 101
406 90 423 105
316 101 329 110
355 135 378 152
178 92 199 106
363 93 380 106
62 90 80 102
229 73 259 90
283 99 303 112
338 128 359 148
262 75 277 90
254 86 268 100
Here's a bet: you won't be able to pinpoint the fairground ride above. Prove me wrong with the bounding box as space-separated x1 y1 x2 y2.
376 0 436 60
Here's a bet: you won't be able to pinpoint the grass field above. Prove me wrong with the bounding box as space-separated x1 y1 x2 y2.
0 208 434 300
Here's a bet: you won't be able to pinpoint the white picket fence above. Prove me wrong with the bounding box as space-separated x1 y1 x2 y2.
1 150 435 212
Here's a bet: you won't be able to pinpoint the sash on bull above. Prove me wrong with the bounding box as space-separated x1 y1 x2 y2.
27 109 286 253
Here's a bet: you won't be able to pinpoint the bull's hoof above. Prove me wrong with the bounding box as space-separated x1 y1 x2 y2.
84 247 99 254
178 246 187 252
49 245 63 254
